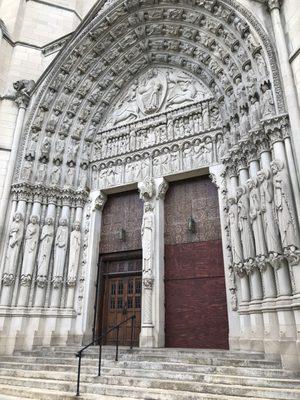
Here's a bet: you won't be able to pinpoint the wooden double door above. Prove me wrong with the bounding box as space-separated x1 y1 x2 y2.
96 253 142 346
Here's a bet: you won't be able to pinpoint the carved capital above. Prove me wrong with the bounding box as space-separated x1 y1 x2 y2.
52 276 64 289
13 80 35 109
93 192 107 211
36 275 48 289
138 178 155 202
143 277 154 290
156 179 169 200
267 0 281 11
2 273 15 286
20 274 32 287
67 276 77 287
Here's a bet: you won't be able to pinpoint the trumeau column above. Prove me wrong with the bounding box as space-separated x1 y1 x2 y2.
267 0 300 182
82 191 107 343
0 82 33 244
138 177 167 348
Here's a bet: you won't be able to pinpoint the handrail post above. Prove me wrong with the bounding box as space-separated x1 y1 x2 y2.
115 325 120 362
98 337 102 377
76 353 81 397
130 316 135 350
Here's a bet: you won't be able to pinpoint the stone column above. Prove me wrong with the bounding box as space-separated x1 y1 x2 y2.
227 161 252 350
267 0 300 181
34 201 56 308
237 155 264 352
153 178 168 347
17 194 43 307
138 178 156 348
81 191 107 343
66 203 84 309
248 145 279 355
0 93 29 243
50 203 71 309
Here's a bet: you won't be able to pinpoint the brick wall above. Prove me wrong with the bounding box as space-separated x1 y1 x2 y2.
165 176 229 349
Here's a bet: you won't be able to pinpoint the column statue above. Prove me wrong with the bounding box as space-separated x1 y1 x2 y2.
237 186 255 261
141 202 154 279
21 215 40 284
67 222 81 286
53 218 69 284
228 196 244 265
246 178 267 257
270 160 300 251
3 212 24 283
37 218 54 286
257 169 282 254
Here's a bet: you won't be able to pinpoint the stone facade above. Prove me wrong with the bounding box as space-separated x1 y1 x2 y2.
0 0 300 371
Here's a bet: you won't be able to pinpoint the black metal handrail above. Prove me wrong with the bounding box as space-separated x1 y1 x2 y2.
75 314 136 396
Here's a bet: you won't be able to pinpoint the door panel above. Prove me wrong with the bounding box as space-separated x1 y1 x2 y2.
103 275 141 345
164 176 229 349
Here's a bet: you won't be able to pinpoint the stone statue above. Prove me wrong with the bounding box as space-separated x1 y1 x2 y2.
271 160 300 250
246 178 267 257
37 218 54 279
53 135 65 164
39 135 52 163
239 106 250 139
257 169 282 254
50 160 61 186
141 202 154 277
237 186 255 261
53 218 69 280
21 160 33 181
67 222 81 285
137 68 164 114
228 196 243 265
4 212 24 277
36 163 47 183
249 95 261 130
21 215 40 278
65 166 76 187
260 83 275 118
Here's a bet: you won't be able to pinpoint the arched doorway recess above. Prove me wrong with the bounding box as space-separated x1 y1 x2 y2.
0 0 300 370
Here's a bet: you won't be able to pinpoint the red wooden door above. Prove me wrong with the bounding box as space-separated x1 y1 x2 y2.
164 176 229 349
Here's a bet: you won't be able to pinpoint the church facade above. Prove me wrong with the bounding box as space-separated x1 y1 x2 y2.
1 0 300 371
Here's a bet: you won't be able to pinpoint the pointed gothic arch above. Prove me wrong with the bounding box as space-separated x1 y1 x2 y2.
1 0 300 368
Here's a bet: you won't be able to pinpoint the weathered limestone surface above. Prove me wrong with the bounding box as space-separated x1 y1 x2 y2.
0 0 300 373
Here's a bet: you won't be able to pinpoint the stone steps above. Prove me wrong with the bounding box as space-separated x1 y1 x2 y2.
0 366 299 390
0 359 297 379
0 347 298 399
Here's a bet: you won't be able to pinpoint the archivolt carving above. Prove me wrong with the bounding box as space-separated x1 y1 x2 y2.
2 0 293 312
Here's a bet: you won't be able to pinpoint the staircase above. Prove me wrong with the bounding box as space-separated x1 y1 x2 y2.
0 346 299 399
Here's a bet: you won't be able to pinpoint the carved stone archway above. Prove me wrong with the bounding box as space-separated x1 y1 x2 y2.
1 0 300 370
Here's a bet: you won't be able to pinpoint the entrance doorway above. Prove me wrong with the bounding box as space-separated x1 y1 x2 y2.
94 190 143 346
164 176 229 349
96 253 142 346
